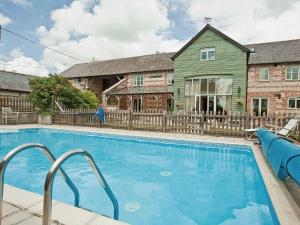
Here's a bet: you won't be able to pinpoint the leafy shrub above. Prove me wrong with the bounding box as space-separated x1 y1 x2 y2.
80 90 98 109
29 74 98 114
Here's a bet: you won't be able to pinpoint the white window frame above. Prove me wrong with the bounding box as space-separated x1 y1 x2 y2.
133 74 144 86
285 66 300 81
259 68 269 81
251 97 269 116
167 73 174 85
200 48 215 61
287 97 300 109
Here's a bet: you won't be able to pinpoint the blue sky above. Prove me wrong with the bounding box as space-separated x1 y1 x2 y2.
0 0 300 76
1 1 71 61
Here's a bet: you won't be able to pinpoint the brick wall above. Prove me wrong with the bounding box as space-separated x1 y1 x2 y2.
247 63 300 114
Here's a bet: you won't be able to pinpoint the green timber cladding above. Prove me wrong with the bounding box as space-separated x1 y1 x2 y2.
173 24 249 112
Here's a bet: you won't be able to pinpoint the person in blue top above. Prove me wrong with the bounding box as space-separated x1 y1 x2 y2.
93 103 105 124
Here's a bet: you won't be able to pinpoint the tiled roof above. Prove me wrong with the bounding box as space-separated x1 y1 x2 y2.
60 38 300 80
246 39 300 64
60 52 175 78
107 86 173 95
0 70 36 92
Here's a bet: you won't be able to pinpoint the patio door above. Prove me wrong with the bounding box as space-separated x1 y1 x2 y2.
252 98 268 116
195 95 216 113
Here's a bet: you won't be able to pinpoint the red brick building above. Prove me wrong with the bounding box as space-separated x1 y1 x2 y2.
246 40 300 115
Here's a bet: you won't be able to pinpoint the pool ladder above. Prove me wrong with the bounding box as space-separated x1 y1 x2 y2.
0 143 119 225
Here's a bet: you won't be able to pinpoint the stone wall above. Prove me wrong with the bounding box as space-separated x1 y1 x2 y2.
247 63 300 114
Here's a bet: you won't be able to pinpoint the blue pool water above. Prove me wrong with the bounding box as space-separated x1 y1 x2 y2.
0 128 279 225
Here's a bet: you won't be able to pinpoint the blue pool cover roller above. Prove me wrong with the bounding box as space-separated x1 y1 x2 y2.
257 128 300 186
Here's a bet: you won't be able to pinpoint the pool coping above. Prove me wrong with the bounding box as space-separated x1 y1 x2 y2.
1 124 300 225
3 184 128 225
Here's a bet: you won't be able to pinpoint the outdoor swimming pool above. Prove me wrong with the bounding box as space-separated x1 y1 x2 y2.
0 128 279 225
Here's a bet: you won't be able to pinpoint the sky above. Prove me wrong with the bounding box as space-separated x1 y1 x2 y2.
0 0 300 76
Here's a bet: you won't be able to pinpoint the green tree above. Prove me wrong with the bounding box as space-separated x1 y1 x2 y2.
29 74 98 114
80 90 99 109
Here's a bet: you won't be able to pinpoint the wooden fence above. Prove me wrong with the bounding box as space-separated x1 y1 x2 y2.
0 95 34 112
0 112 38 125
52 109 300 137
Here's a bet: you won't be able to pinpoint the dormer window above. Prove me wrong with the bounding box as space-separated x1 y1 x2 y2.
200 48 215 61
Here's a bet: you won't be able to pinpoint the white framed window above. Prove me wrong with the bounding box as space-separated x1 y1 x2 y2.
288 97 300 109
167 73 174 85
252 98 269 116
259 68 269 81
200 48 215 61
286 66 300 80
133 74 144 86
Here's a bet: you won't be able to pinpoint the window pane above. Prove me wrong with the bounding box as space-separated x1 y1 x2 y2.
208 50 215 60
289 98 295 108
140 75 144 85
167 73 174 84
185 96 195 111
297 99 300 109
134 75 143 86
261 99 268 116
201 79 207 94
252 99 259 116
192 79 200 95
215 78 232 95
292 67 299 80
216 96 226 113
287 67 299 80
201 51 207 60
185 80 192 95
208 78 215 94
260 68 269 80
287 69 291 80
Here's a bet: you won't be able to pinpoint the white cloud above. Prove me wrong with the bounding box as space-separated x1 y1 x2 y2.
36 0 185 72
10 0 32 7
33 0 300 73
0 49 49 76
0 13 12 25
174 0 300 43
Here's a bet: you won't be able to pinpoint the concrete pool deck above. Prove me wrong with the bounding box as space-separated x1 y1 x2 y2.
0 124 300 225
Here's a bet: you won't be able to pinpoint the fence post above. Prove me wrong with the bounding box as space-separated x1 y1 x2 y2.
73 112 76 126
162 111 167 133
200 111 204 135
128 110 132 129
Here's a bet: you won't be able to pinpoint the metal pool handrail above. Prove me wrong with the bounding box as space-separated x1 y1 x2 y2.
0 143 80 225
42 149 119 225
